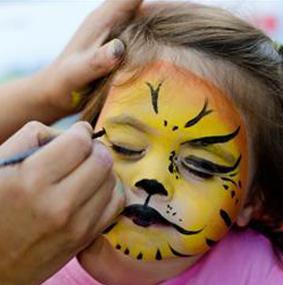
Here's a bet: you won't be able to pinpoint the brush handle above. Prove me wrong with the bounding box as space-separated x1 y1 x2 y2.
0 129 106 168
0 145 45 167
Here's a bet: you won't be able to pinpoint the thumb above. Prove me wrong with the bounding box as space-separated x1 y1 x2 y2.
67 39 125 94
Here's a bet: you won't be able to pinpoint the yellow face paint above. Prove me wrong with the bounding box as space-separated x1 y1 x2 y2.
95 61 248 261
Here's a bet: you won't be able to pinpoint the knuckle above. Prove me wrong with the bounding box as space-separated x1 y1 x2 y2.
23 121 46 133
38 202 72 230
72 121 92 133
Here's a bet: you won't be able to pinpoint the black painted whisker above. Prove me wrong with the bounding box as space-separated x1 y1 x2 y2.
184 98 213 128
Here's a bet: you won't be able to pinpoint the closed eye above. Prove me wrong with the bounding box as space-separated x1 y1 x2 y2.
111 144 144 157
180 160 214 179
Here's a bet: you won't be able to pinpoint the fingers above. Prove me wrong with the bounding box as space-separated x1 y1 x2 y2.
69 175 126 247
53 141 113 209
22 121 93 184
64 0 143 53
0 121 60 158
92 177 126 235
67 174 116 242
62 39 125 92
89 39 125 75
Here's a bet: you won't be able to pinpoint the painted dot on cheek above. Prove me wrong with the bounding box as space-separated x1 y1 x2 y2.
137 252 143 260
223 185 229 190
155 249 162 260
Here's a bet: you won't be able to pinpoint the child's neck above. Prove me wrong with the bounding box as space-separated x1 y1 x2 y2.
78 236 200 285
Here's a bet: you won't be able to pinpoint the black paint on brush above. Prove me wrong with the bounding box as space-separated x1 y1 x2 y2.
92 128 106 139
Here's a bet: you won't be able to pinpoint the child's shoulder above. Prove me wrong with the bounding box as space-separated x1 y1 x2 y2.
163 228 283 285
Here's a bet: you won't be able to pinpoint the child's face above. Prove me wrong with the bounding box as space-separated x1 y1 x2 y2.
95 61 249 262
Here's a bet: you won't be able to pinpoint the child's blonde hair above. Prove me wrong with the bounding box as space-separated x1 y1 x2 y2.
81 2 283 259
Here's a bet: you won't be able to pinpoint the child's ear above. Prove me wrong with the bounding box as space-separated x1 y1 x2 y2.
236 205 254 227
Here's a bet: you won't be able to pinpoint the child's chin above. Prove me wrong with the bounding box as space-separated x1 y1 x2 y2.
78 235 202 284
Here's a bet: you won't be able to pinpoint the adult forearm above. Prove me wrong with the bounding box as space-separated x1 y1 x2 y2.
0 73 66 143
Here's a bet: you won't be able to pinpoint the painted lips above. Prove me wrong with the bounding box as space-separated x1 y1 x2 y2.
122 204 203 235
122 204 172 227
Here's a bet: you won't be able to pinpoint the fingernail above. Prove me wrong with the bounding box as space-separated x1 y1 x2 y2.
93 141 113 167
109 39 125 59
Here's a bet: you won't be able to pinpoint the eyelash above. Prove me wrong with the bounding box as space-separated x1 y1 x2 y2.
111 144 144 157
110 144 214 180
180 160 214 180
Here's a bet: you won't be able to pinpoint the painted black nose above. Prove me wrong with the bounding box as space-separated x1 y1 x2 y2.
135 179 168 196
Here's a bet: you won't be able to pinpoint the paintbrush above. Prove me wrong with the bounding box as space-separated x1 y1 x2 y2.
0 128 106 168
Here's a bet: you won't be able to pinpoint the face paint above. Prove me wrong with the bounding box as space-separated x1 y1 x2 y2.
95 61 249 261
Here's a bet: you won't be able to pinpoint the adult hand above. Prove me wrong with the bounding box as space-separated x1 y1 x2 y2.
37 0 143 115
0 121 125 285
0 0 143 143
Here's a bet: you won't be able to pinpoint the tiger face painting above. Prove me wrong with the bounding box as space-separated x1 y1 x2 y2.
95 61 249 262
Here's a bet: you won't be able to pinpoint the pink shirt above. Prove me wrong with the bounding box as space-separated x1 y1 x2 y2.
42 229 283 285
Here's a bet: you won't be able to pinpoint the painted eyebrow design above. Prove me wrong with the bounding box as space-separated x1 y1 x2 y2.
146 81 163 114
106 115 153 133
184 98 213 128
183 155 241 174
184 126 240 147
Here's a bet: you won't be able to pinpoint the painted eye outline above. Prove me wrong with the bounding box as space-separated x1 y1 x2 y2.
179 158 214 180
110 143 145 159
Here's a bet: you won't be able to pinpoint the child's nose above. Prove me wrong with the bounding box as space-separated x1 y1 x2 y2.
135 179 168 197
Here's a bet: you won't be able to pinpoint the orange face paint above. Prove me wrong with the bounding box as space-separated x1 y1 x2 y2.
95 61 249 261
